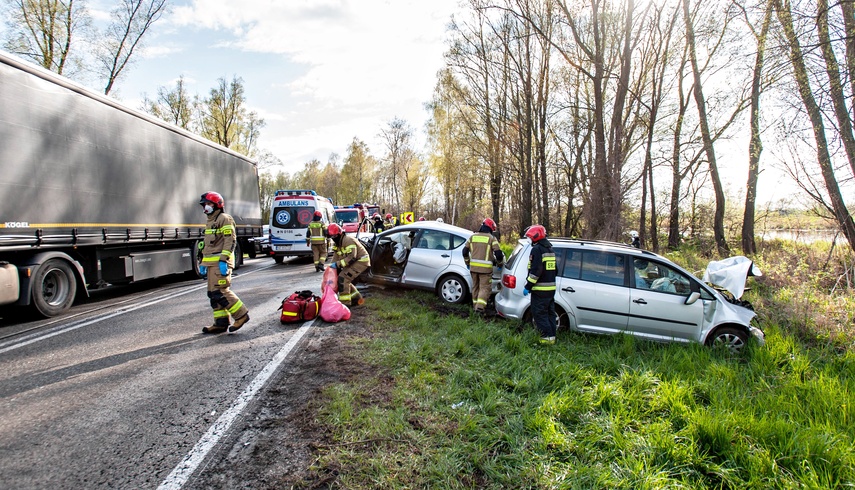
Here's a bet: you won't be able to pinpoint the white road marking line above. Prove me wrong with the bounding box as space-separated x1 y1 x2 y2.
157 320 315 490
0 262 278 354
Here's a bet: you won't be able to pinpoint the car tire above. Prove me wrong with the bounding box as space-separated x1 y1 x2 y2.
437 274 468 304
523 306 567 330
708 326 749 352
273 255 284 264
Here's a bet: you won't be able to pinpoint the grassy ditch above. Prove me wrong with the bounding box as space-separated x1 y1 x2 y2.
307 288 855 488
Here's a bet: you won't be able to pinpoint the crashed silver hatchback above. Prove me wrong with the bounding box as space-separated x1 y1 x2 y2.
495 238 765 351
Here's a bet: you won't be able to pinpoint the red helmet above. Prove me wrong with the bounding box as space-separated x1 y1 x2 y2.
327 223 343 237
418 217 425 221
199 191 224 209
373 213 381 219
313 210 323 218
483 218 497 232
385 213 393 219
524 224 546 242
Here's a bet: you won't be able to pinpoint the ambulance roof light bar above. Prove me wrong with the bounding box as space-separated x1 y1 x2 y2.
274 189 317 196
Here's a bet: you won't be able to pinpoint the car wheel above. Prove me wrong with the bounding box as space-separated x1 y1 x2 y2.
708 326 749 353
31 258 77 317
437 274 468 304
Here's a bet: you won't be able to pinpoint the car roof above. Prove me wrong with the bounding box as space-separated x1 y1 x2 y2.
518 236 665 260
381 221 473 236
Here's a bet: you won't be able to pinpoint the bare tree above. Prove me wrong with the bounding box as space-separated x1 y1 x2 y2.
95 0 169 95
2 0 88 75
141 75 194 129
773 0 855 251
198 75 265 157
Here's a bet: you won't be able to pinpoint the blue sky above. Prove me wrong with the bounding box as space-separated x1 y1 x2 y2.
97 0 464 175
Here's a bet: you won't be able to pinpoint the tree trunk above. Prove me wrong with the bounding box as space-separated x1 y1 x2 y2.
682 0 729 255
774 0 855 251
741 1 773 255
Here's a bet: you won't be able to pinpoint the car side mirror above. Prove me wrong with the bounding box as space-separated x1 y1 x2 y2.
685 291 701 305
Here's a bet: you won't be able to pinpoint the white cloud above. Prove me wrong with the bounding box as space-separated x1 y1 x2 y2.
169 0 459 118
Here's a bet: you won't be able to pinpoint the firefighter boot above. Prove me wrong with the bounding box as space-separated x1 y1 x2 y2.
228 313 250 333
351 292 365 307
202 319 229 334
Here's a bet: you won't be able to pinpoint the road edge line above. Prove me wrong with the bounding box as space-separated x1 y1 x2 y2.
157 318 315 490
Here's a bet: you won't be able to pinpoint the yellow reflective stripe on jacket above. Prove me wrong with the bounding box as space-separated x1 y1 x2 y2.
205 225 234 235
201 256 221 265
221 250 233 259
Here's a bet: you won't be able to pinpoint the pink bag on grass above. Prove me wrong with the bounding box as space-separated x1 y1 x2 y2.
319 267 351 322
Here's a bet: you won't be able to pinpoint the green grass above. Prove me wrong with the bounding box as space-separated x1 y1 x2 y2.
306 288 855 489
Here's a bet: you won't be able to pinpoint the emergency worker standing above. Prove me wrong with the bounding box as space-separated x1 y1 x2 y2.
328 223 371 306
198 192 250 334
630 230 641 249
523 225 557 344
306 210 328 272
463 218 504 314
384 213 397 229
371 213 385 233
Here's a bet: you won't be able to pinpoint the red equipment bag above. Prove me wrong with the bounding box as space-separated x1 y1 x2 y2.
279 290 321 324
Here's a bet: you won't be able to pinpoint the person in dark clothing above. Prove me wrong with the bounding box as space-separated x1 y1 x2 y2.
522 225 557 344
630 230 640 249
371 213 385 233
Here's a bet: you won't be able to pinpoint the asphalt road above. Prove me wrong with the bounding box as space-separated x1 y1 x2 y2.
0 257 324 489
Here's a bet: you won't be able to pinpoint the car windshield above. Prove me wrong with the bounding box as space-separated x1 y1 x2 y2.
272 206 314 229
337 210 360 223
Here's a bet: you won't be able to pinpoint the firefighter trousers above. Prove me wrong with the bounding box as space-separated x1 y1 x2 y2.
207 268 249 326
311 242 327 268
470 271 492 311
531 291 557 338
338 261 369 304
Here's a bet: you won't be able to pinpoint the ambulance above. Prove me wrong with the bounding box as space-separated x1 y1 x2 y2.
269 190 336 263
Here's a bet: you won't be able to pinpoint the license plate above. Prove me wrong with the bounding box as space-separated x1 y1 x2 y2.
274 245 292 251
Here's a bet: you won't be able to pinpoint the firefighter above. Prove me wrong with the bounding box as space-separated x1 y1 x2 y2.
629 230 641 249
327 223 371 306
371 213 385 233
462 218 504 315
384 213 397 229
198 191 250 334
523 225 557 344
306 210 328 272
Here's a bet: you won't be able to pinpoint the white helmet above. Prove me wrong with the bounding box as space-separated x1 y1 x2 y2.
436 218 444 223
630 230 639 238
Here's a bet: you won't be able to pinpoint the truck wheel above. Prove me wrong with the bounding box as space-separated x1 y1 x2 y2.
273 255 284 264
234 241 243 270
32 259 77 317
247 239 258 259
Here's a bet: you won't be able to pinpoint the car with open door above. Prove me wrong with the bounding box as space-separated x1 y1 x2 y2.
356 221 501 304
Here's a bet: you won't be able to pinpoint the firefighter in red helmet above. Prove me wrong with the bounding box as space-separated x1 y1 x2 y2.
523 224 556 344
462 217 504 315
306 210 328 272
198 191 250 334
327 223 371 306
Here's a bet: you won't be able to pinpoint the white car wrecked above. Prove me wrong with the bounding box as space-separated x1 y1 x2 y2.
495 239 764 351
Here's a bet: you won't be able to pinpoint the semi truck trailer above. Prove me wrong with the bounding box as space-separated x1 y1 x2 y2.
0 51 263 317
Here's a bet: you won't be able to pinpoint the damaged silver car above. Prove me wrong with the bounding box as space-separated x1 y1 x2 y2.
495 238 764 352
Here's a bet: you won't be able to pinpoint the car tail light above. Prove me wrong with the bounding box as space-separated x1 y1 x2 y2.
502 273 516 289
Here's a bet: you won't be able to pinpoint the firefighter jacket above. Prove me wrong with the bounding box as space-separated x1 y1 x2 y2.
201 209 238 268
307 220 327 244
525 238 556 293
332 234 371 269
464 231 503 274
